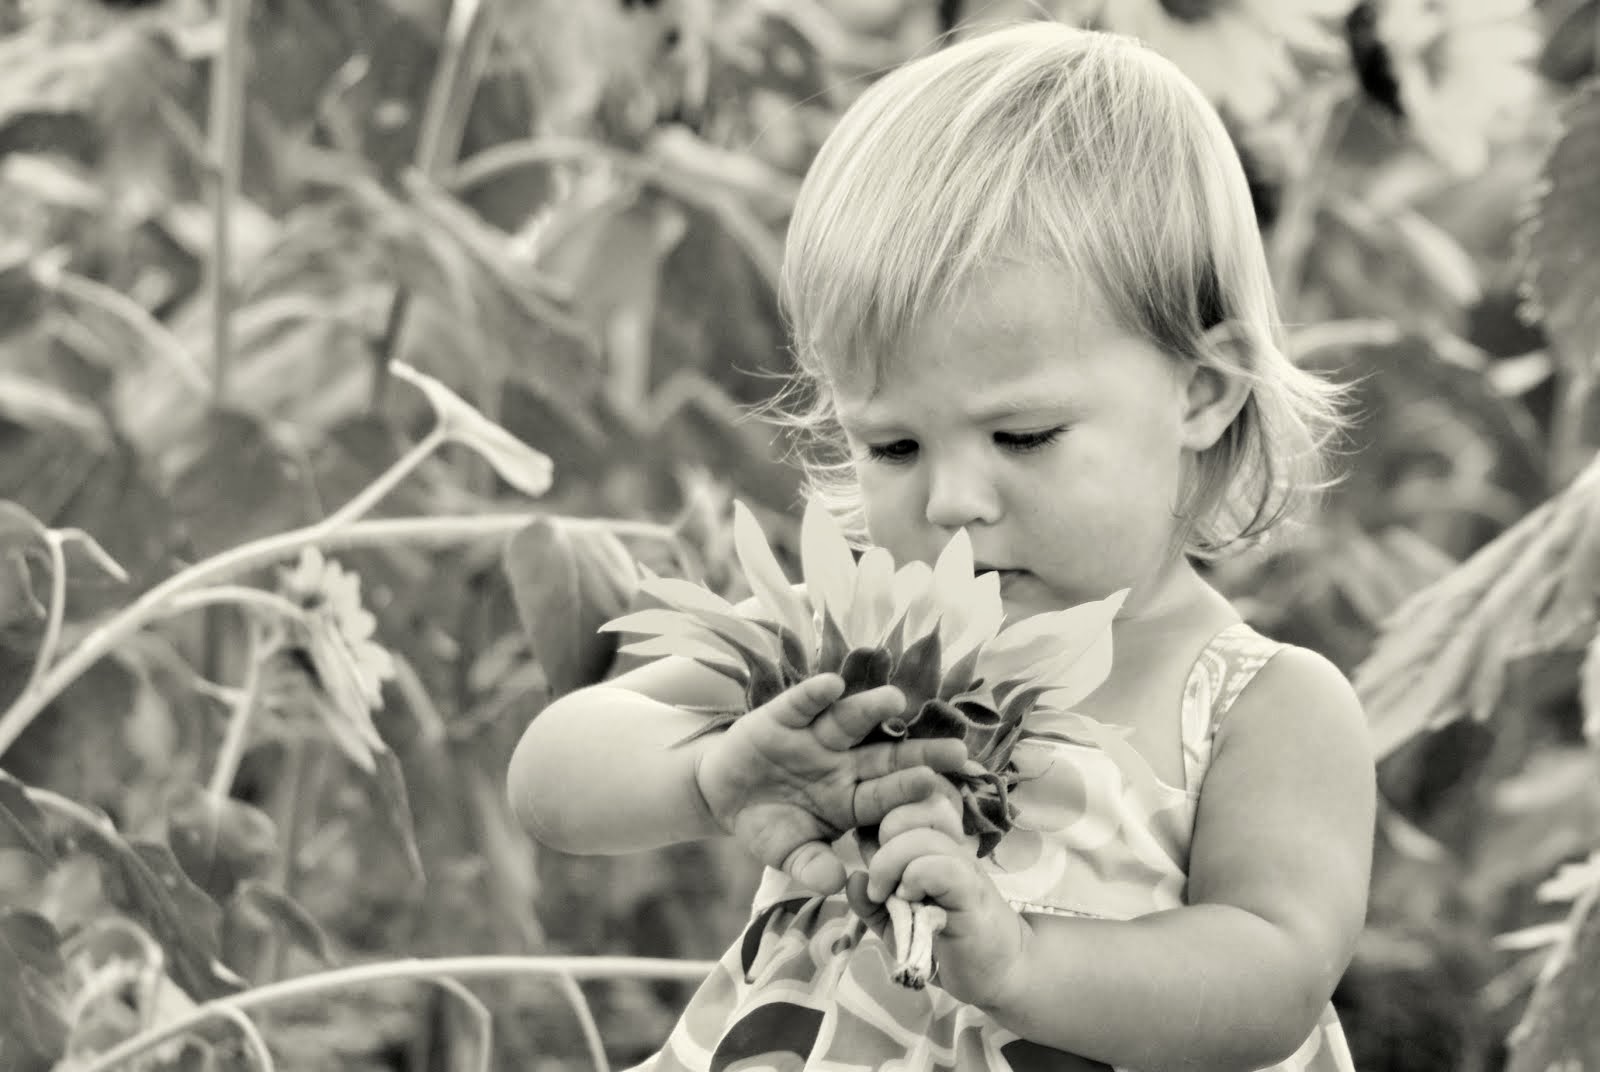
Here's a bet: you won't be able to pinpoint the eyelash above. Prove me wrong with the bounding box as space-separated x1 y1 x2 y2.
864 427 1065 463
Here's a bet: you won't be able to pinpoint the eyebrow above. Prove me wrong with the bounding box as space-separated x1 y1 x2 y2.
840 395 1079 436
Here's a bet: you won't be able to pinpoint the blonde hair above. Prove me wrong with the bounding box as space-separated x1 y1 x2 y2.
769 22 1347 557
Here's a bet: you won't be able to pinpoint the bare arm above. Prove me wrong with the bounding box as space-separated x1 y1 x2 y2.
509 653 969 891
857 646 1376 1070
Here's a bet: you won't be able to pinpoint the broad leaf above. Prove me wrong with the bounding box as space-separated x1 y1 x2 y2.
55 810 243 1000
1519 78 1600 378
231 879 333 965
504 516 639 698
0 909 69 1069
166 783 279 903
0 771 54 864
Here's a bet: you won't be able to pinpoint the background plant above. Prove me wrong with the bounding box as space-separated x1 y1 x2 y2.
0 0 1597 1069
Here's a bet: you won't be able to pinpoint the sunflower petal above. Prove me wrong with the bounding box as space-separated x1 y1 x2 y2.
816 608 850 675
946 571 1004 665
889 623 942 719
931 528 975 614
617 635 746 675
733 501 814 656
637 576 741 616
800 498 857 631
849 547 896 647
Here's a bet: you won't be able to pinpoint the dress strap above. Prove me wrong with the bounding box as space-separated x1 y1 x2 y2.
1178 621 1287 794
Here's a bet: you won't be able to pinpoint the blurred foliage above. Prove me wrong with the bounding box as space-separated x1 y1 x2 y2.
0 0 1597 1069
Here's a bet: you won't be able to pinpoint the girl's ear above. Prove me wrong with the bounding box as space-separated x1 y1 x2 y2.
1179 330 1253 451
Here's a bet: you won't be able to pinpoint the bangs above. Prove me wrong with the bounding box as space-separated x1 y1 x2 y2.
780 26 1229 395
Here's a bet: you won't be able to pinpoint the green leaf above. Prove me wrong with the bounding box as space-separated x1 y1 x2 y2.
0 255 48 343
0 908 69 1068
1519 77 1600 378
391 361 555 497
165 783 279 903
505 516 639 698
370 748 425 886
839 647 891 698
231 879 333 965
59 815 244 999
732 501 813 657
0 771 55 865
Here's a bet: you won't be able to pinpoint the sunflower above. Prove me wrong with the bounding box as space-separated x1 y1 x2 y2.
1086 0 1349 123
276 547 397 772
1346 0 1542 174
602 498 1126 985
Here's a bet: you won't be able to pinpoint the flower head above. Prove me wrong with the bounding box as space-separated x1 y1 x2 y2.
277 547 397 771
1095 0 1349 124
1348 0 1541 175
602 499 1126 855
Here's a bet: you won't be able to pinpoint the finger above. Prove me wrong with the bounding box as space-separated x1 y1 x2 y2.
846 872 891 942
852 738 969 781
878 794 965 846
852 767 963 828
757 674 845 730
865 827 968 903
812 685 906 749
780 839 846 895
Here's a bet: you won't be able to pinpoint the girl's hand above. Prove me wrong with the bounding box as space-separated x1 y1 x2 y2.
697 673 969 895
845 790 1031 1008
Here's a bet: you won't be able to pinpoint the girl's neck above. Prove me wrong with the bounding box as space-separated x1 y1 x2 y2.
1114 557 1236 639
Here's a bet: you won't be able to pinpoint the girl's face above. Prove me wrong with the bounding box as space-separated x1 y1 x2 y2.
832 261 1197 622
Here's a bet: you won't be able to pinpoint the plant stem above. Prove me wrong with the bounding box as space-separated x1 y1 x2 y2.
74 955 717 1072
19 531 67 700
0 514 526 757
206 0 251 404
322 426 448 528
207 627 266 801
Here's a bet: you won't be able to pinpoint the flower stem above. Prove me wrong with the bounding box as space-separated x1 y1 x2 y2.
73 955 716 1072
0 513 528 758
49 269 210 393
886 896 946 990
206 0 251 404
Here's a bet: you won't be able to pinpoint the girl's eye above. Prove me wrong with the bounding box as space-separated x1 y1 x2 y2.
995 427 1064 453
865 439 918 463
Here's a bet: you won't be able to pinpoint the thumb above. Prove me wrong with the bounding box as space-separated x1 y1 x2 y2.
781 840 846 894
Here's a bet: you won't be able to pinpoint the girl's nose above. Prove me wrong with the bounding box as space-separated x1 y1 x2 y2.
923 458 1001 530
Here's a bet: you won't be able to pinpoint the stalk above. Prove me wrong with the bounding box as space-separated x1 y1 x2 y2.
206 0 251 403
885 896 947 990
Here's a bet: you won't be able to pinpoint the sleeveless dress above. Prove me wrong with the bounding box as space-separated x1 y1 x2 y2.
628 623 1358 1072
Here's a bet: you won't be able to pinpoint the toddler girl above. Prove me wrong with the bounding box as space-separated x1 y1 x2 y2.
510 21 1375 1072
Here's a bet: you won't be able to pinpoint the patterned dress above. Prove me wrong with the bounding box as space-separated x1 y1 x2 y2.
628 623 1358 1072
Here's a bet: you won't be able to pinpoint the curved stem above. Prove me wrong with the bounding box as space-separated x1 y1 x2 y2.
323 426 448 528
215 1003 276 1071
19 531 67 699
74 956 716 1072
0 514 529 757
556 972 610 1072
